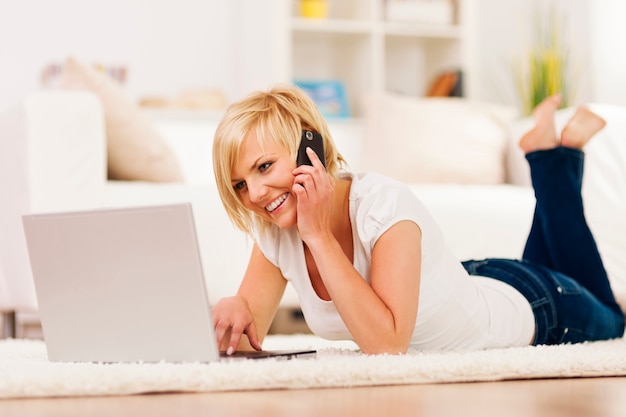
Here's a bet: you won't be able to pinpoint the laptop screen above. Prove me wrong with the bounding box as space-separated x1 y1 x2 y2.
22 203 221 363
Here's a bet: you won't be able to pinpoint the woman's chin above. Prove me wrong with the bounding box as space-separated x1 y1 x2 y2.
269 211 297 230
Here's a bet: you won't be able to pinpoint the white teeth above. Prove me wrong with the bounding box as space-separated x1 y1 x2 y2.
266 194 288 212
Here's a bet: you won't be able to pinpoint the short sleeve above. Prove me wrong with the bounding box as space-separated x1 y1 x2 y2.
352 173 437 253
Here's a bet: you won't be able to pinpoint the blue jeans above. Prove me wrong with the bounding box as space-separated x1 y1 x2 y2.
463 147 624 345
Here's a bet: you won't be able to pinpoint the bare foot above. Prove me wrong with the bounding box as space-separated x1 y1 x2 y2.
519 95 562 153
560 106 606 150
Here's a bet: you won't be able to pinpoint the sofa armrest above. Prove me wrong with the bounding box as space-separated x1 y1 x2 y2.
24 92 107 211
0 91 107 312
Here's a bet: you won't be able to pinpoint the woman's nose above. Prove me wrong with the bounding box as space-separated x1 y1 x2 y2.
247 179 268 204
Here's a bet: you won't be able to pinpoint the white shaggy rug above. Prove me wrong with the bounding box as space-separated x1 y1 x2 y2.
2 335 626 399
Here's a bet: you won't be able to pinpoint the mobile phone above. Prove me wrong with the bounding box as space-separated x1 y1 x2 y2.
297 130 326 168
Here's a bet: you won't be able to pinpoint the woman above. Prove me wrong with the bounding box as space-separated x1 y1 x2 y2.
211 85 624 355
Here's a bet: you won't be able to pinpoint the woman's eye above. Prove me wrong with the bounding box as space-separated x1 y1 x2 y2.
233 181 246 191
259 162 272 172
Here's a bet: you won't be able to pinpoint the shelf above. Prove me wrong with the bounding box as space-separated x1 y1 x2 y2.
291 18 462 39
382 22 462 38
290 18 372 34
280 0 467 116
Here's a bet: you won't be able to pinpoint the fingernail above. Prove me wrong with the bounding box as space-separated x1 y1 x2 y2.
227 346 234 355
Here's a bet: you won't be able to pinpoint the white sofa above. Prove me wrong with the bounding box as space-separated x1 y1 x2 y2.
2 91 626 338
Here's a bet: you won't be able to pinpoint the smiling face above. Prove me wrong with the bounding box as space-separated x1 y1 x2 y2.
231 130 298 229
213 85 346 235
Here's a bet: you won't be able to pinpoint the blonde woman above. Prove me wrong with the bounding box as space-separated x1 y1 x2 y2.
211 85 624 355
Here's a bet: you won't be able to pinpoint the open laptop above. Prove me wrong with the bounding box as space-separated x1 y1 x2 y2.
22 203 315 363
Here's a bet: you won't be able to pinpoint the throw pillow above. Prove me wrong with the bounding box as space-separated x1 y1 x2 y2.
360 94 518 184
58 57 184 182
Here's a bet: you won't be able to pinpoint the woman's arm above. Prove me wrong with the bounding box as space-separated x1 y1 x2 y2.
293 147 422 354
306 220 422 355
212 243 287 354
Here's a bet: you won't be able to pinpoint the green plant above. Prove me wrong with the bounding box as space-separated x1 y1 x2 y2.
514 6 574 115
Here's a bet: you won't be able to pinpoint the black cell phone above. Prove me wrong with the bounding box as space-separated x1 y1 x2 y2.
297 130 326 168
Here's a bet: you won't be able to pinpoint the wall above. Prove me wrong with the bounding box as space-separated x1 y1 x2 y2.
590 0 626 106
466 0 592 109
0 0 275 113
0 0 624 114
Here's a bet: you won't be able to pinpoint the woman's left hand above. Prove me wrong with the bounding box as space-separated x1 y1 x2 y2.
291 147 335 243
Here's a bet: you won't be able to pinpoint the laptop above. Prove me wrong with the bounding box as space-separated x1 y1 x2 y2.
22 203 315 363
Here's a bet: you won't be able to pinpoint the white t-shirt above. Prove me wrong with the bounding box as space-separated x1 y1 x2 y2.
256 173 535 350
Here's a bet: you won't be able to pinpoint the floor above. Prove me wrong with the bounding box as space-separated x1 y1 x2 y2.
3 316 625 416
2 377 626 417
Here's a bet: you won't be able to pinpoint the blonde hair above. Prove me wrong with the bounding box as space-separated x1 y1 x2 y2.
212 84 347 235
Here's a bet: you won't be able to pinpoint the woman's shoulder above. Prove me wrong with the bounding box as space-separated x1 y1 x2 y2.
350 172 407 190
349 172 413 200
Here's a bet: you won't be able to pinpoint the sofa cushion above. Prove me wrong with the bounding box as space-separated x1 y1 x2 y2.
58 57 184 182
361 94 518 184
411 184 534 260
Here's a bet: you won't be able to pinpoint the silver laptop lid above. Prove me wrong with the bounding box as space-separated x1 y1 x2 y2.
22 203 220 363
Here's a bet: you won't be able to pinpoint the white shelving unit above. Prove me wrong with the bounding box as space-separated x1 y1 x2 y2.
276 0 467 117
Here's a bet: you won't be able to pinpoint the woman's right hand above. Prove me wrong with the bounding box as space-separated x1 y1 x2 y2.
211 295 263 355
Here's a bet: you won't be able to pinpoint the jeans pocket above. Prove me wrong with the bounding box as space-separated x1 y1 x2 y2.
543 269 583 296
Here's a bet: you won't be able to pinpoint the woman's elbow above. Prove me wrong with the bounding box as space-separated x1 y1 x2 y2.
360 340 410 355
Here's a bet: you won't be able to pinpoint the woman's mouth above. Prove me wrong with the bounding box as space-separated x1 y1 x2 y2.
265 193 289 213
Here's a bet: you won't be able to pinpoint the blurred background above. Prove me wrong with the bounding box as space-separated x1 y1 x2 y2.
0 0 624 115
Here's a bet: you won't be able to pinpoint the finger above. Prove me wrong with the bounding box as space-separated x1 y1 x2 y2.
213 319 231 351
306 147 324 169
226 325 245 355
245 321 263 351
292 172 317 196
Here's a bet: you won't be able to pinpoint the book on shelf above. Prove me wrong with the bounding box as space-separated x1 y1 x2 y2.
295 80 350 119
427 69 463 97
